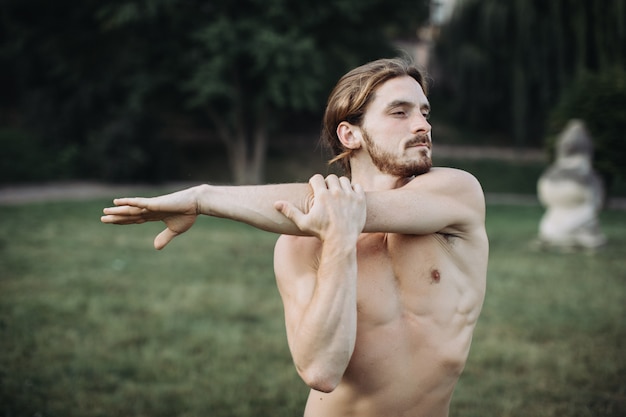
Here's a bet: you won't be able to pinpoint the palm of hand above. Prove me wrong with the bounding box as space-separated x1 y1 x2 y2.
103 189 200 249
139 192 200 249
161 212 197 235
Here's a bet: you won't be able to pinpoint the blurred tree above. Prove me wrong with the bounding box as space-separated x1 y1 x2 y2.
0 0 430 184
0 0 169 182
98 0 429 184
431 0 626 148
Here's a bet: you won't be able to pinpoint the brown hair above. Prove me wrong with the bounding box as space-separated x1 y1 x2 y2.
321 58 428 175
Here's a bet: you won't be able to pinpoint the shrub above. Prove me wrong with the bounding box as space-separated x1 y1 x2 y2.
0 128 77 183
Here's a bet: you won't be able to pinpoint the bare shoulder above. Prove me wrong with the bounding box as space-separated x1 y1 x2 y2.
407 167 482 191
407 167 485 210
402 167 486 237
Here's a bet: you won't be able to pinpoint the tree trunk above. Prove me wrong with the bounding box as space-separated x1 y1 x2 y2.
230 132 249 185
573 0 588 76
550 0 567 90
511 0 528 147
207 107 268 185
248 107 268 185
511 64 527 147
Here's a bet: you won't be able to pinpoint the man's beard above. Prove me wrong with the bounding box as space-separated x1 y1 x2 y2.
362 129 432 177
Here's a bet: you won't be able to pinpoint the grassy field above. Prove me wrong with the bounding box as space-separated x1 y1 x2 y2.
0 199 624 417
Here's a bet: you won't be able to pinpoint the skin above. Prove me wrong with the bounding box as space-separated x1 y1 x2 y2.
101 75 488 417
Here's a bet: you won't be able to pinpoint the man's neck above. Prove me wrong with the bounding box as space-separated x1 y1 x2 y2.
350 170 412 191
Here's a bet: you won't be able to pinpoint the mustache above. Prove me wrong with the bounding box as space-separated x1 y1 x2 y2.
406 134 431 148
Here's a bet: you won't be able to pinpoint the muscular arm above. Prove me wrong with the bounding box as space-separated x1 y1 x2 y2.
101 183 313 249
274 235 358 393
364 168 486 236
197 183 311 235
217 168 484 236
101 168 484 248
273 176 365 392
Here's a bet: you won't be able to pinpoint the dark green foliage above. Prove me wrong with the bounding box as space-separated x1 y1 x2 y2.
432 0 626 147
0 128 77 183
547 68 626 195
81 112 176 183
0 0 430 183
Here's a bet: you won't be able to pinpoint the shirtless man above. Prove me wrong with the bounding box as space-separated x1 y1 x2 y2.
101 58 489 417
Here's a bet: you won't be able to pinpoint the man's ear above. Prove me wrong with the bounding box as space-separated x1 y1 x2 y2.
337 122 362 150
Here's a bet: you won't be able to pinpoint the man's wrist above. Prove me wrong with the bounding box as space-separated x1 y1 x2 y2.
192 184 212 215
321 235 358 254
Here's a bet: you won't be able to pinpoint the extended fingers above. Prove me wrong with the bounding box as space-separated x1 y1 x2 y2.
103 205 147 216
101 205 150 224
100 214 148 224
112 197 150 207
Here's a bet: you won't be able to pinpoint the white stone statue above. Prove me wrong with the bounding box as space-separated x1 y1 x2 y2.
537 119 607 249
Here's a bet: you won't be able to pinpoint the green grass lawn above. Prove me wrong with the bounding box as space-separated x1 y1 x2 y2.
0 200 624 416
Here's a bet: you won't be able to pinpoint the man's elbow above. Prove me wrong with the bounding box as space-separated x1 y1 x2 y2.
297 364 344 393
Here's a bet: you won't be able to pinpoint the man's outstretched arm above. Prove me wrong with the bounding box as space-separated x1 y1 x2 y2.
101 181 315 249
102 169 485 249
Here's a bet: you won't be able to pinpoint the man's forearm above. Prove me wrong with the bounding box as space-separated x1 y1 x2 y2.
195 183 313 235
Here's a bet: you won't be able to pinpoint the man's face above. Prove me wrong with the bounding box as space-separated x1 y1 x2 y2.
360 76 432 177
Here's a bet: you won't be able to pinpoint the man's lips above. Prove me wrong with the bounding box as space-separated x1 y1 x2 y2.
406 141 430 149
406 135 431 149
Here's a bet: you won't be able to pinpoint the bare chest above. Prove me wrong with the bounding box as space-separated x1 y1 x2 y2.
357 234 436 308
337 234 484 399
355 233 461 321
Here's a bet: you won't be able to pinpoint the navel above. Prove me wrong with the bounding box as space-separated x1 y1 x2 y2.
430 268 441 284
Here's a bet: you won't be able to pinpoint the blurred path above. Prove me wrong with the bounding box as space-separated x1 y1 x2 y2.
0 182 196 206
1 181 625 210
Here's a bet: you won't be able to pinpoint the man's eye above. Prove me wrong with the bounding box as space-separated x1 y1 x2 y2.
392 111 406 116
422 112 431 120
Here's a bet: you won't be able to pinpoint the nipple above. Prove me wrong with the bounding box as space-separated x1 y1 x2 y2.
430 269 441 284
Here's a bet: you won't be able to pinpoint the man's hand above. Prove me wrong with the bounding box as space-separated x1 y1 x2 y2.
101 188 200 250
274 174 366 243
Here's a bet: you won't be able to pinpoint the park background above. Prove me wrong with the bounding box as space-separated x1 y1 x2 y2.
1 0 625 416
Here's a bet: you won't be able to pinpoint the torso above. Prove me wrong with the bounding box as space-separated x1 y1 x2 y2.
281 228 487 417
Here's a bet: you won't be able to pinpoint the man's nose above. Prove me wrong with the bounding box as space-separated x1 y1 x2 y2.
411 113 431 135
